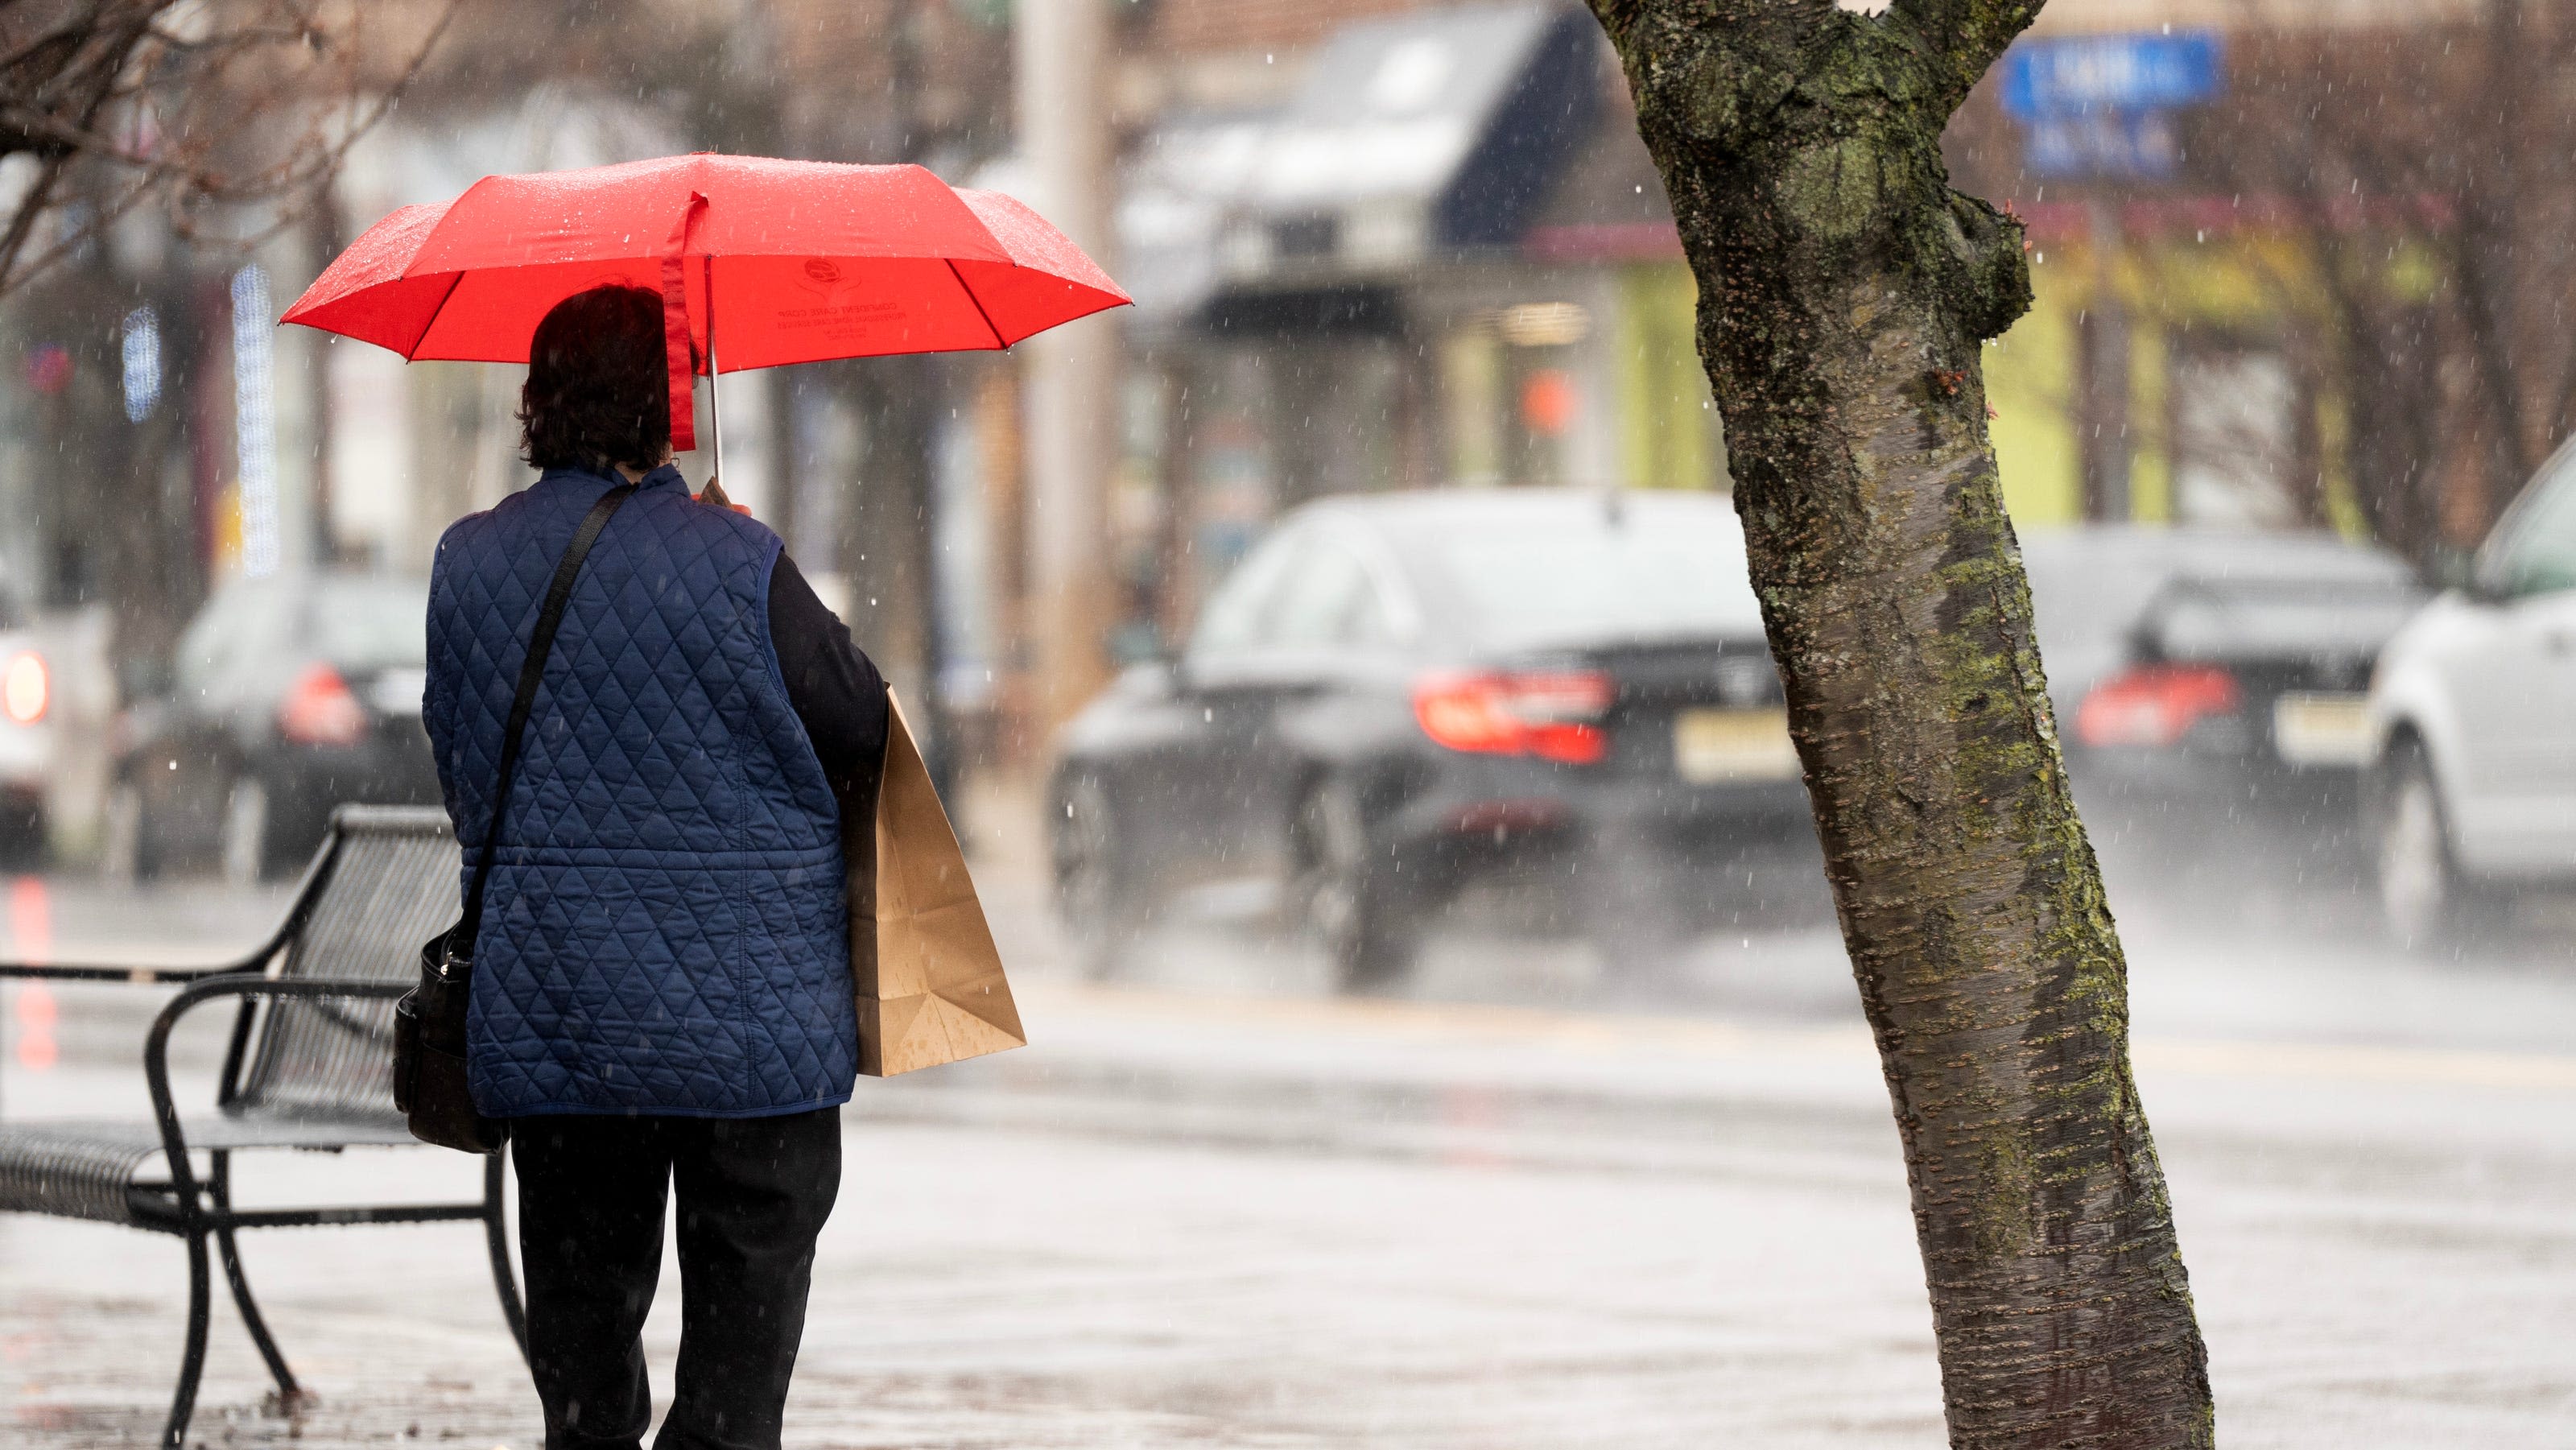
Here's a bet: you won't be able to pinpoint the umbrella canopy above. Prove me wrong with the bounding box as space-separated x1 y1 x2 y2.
283 153 1127 451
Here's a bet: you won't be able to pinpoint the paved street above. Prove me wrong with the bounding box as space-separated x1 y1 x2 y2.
3 816 2574 1448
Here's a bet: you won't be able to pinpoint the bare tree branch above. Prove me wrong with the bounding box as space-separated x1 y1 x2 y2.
2159 0 2576 556
0 147 66 286
0 0 452 295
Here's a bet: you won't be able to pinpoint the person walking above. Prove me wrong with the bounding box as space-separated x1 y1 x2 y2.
422 283 886 1450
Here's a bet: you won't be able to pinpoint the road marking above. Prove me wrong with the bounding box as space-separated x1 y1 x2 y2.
1018 981 2576 1095
6 876 48 964
2134 1037 2576 1093
9 980 55 1072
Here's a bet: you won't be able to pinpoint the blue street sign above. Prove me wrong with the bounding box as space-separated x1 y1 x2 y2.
2021 109 2182 181
2000 31 2224 120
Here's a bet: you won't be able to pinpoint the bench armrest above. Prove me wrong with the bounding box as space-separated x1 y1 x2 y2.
0 961 262 985
2 823 361 987
142 975 412 1221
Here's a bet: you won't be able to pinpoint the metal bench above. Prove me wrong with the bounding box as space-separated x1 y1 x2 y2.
0 805 525 1449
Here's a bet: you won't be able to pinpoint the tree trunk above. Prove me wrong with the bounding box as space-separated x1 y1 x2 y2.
1584 4 2214 1445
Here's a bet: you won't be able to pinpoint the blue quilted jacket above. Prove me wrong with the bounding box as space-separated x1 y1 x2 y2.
423 464 857 1118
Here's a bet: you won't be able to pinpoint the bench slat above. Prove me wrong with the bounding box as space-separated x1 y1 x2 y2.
232 809 459 1122
0 1112 418 1225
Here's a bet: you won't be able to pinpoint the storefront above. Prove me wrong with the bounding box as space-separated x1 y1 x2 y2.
1108 2 1724 629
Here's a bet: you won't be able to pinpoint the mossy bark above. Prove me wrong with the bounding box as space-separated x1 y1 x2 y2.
1583 2 2215 1445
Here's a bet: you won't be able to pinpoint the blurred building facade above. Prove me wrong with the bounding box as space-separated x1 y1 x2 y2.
1962 0 2576 568
915 0 1736 762
1100 2 1723 629
6 0 2570 840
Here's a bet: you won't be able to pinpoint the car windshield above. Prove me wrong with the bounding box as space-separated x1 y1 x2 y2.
2024 544 2178 675
308 577 429 671
1416 498 1765 651
2024 530 2422 683
175 574 427 693
2148 576 2425 662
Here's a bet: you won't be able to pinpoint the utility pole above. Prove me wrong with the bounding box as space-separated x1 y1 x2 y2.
2079 197 2131 522
1017 0 1120 729
887 5 956 803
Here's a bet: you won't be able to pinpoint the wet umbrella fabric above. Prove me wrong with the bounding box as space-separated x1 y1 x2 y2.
279 152 1127 450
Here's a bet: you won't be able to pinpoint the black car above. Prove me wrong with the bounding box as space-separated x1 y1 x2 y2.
107 571 440 882
1048 489 1810 988
2019 527 2428 887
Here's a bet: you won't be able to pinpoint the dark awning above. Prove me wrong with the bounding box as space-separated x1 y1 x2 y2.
1119 2 1601 318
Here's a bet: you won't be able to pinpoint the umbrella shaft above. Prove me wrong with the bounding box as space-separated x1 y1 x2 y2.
705 256 724 485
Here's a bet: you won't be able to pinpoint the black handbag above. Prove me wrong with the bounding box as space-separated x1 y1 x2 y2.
395 482 636 1153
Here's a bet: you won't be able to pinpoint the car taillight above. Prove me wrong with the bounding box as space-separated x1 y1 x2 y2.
279 663 368 746
2075 663 2241 749
1412 670 1613 764
2 651 45 725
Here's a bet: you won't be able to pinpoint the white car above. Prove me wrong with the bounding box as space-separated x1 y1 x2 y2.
2369 439 2576 945
0 577 60 862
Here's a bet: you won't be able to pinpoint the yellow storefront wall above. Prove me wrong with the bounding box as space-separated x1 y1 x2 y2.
1611 231 2377 533
1616 263 1722 490
1985 258 2085 525
1988 229 2372 535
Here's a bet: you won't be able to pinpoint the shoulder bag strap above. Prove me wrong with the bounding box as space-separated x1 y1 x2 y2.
455 481 637 948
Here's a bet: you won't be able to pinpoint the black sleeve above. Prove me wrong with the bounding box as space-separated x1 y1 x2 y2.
768 551 889 812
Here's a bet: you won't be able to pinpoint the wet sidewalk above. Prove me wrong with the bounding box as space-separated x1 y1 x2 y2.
8 791 2576 1448
6 970 2576 1448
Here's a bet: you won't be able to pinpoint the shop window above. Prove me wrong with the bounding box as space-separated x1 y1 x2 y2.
2170 343 2301 528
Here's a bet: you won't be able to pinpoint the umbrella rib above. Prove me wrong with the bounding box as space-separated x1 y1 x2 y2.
945 258 1009 351
402 271 469 361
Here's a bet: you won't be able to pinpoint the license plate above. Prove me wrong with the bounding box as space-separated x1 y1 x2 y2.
1674 708 1799 783
2272 692 2371 767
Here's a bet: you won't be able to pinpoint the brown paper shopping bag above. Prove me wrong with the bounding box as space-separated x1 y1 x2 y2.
848 690 1026 1076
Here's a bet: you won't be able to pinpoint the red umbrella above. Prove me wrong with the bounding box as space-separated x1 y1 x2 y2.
283 152 1126 464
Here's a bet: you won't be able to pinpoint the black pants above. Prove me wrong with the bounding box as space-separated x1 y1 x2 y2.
512 1108 842 1450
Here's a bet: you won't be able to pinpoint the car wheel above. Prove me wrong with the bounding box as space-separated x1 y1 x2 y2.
2376 744 2503 952
220 775 270 887
1052 774 1141 980
1292 781 1418 994
101 779 155 884
0 793 42 870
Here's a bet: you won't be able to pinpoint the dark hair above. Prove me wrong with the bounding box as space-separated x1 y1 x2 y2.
518 284 673 473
